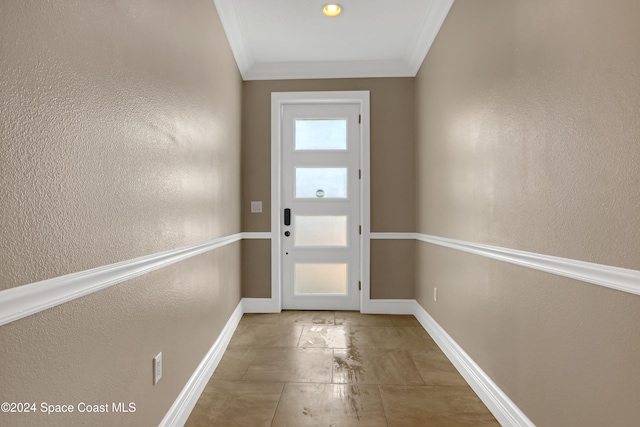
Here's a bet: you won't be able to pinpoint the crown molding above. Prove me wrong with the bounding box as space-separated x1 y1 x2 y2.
212 0 253 75
405 0 455 75
244 60 414 81
213 0 455 80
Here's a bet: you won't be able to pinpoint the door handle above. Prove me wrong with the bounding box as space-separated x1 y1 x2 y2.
284 208 291 226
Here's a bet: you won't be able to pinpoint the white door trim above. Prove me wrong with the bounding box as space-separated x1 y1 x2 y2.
271 91 371 312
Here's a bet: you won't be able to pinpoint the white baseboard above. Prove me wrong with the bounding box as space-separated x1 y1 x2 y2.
361 298 415 314
241 297 416 314
412 301 535 427
242 297 280 313
241 297 415 314
159 301 244 427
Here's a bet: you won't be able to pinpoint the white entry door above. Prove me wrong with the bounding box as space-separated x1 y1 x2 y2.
281 103 361 310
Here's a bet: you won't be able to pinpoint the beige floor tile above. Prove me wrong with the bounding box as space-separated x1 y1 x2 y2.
186 312 498 426
185 380 284 427
379 385 499 427
409 348 468 386
335 311 394 326
333 349 424 385
242 347 334 383
389 315 422 327
348 326 435 350
211 347 256 380
298 325 351 348
277 310 336 325
240 312 282 324
228 323 303 348
271 383 388 427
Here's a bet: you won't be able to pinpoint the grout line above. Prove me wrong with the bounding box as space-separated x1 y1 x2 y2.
217 312 496 425
377 384 390 426
268 381 286 427
330 348 335 383
234 348 253 383
295 325 305 348
405 349 427 387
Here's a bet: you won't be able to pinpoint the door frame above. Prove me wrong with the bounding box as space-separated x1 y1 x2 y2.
270 91 371 312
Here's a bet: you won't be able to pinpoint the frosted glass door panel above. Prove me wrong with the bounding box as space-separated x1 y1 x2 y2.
296 168 347 198
294 215 347 247
295 263 348 294
295 119 347 150
281 101 362 310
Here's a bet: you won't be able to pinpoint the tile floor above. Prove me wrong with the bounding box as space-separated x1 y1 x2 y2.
185 311 499 427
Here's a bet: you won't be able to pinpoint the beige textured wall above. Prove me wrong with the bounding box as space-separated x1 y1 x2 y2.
415 0 640 425
241 78 416 299
370 240 415 299
0 1 241 426
242 239 272 298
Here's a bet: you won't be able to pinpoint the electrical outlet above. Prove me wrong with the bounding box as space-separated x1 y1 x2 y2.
153 352 162 385
434 288 438 302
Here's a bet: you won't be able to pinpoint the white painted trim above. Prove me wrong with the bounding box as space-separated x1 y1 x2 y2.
241 232 272 239
0 234 243 327
213 0 455 80
271 94 284 313
9 227 634 327
359 94 372 315
242 297 280 313
370 232 640 297
159 301 243 427
370 232 416 240
405 0 455 75
361 299 414 315
211 0 253 76
412 301 535 427
415 233 640 297
244 60 414 81
271 91 371 313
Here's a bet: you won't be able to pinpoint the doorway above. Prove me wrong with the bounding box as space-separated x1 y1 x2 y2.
271 92 370 310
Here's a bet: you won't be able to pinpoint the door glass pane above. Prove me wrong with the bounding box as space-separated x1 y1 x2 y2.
295 215 347 247
296 168 347 198
295 119 347 150
295 263 347 295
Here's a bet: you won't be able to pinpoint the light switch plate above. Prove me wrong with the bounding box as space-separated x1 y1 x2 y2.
251 201 262 213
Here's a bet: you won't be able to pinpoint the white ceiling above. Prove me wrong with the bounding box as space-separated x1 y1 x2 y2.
213 0 455 80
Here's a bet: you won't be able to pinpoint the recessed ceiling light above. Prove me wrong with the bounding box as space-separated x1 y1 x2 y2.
323 3 342 17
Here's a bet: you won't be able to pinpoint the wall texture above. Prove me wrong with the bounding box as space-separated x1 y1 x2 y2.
242 78 416 299
0 1 242 425
415 0 640 425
